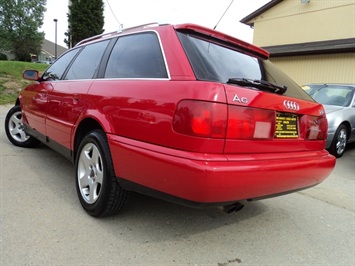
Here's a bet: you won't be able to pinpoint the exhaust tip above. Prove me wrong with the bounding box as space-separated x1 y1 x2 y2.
220 202 244 214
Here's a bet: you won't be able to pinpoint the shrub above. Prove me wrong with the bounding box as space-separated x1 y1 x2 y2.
0 53 8 61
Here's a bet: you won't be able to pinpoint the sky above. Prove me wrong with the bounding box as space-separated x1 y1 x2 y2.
41 0 270 48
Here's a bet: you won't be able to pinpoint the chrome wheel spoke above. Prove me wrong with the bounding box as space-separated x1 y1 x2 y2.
95 169 104 186
18 129 29 142
82 146 94 169
79 174 91 188
92 147 103 184
10 126 21 136
10 114 21 124
90 182 100 202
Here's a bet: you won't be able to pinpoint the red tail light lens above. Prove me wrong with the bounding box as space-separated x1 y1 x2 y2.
174 100 326 141
173 100 227 138
173 101 275 140
305 115 328 140
227 106 275 139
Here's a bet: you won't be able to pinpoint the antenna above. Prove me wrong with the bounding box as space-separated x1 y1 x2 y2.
106 0 123 29
214 0 235 30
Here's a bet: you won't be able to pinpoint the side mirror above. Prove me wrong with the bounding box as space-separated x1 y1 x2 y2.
23 70 40 81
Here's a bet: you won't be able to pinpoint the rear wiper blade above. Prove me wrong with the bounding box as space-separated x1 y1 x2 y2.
227 78 287 95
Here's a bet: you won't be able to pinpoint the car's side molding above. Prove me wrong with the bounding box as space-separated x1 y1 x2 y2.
24 124 73 162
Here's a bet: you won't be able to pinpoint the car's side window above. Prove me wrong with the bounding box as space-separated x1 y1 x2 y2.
42 48 80 81
104 32 168 79
64 40 110 80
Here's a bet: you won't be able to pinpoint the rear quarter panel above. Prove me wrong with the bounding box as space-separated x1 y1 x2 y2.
84 80 227 153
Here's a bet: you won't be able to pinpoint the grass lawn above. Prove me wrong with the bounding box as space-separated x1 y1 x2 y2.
0 61 48 105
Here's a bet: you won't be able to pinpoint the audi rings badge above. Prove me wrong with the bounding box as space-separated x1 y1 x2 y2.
283 100 300 111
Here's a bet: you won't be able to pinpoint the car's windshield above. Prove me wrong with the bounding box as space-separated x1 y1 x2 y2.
310 86 354 107
177 31 313 101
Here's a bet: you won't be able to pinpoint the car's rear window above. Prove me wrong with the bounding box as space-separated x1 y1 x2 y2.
177 31 314 101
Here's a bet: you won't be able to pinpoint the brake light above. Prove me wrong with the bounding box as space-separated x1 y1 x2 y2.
305 115 328 140
173 100 227 138
173 101 275 140
227 106 275 139
174 100 326 141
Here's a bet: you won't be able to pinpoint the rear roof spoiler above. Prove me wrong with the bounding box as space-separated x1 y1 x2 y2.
174 23 269 60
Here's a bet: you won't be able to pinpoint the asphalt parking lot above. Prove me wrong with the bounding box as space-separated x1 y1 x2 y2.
1 104 354 265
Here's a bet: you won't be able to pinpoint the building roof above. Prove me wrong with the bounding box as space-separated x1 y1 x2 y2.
240 0 355 56
42 39 67 57
240 0 283 26
263 38 355 57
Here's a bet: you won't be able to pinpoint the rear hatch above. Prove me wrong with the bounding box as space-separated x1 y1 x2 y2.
175 25 328 154
224 83 327 153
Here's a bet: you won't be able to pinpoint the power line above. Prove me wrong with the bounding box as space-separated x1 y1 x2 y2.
214 0 235 30
106 0 122 28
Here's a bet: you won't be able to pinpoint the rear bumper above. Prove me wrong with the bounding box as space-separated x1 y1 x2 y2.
108 135 336 206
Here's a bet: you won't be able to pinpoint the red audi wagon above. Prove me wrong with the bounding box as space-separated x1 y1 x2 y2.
5 23 335 217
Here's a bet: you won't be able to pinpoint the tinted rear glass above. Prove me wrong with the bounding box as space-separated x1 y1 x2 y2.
177 31 314 101
105 32 168 79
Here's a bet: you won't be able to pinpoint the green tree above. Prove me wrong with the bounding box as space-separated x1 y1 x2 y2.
65 0 104 48
0 0 46 61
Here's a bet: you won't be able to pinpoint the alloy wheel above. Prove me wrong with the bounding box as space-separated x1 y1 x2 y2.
77 143 104 204
8 110 30 143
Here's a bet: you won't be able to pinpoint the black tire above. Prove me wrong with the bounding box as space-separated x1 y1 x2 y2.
4 105 40 148
328 124 348 158
75 129 127 217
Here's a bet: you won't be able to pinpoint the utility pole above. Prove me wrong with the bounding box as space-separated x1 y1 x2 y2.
53 18 58 60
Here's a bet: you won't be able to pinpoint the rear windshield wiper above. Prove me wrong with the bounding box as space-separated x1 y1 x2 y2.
227 78 287 95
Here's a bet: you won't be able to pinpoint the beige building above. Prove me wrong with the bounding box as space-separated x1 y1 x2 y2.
241 0 355 85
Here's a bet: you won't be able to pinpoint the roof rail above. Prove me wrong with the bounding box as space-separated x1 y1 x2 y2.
75 30 120 47
75 22 162 47
119 22 161 33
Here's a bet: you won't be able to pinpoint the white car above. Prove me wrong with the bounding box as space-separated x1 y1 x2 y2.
303 84 355 157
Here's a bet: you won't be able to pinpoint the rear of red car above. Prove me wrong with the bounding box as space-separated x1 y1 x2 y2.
107 24 335 207
4 23 335 217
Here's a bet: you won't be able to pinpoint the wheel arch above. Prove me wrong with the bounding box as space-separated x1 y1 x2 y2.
328 122 351 158
339 121 351 140
73 117 105 162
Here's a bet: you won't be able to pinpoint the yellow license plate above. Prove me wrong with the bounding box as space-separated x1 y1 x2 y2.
275 112 299 138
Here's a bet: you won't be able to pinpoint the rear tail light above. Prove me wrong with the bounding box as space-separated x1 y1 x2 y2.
304 115 328 140
173 100 227 138
173 100 327 141
173 101 274 140
227 106 275 139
